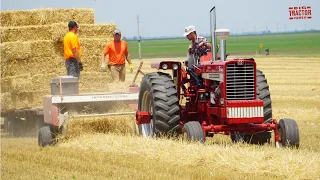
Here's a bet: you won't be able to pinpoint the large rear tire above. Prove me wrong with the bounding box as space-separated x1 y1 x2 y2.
231 69 272 144
183 121 205 143
136 72 181 137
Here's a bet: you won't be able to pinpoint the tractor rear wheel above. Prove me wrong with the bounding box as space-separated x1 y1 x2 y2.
277 118 299 148
231 69 272 144
182 121 205 143
38 126 55 147
136 72 181 137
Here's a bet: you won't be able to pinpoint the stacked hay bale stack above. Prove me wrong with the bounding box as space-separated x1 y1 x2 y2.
1 8 117 112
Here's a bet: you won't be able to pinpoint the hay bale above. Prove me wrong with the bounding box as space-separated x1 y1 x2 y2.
1 56 65 78
1 77 13 93
0 59 30 77
1 74 32 94
1 8 95 27
1 40 63 62
0 55 14 77
0 92 14 112
0 25 52 42
10 74 33 93
0 41 32 62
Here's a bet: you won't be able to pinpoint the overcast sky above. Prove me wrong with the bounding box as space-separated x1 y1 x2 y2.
1 0 319 37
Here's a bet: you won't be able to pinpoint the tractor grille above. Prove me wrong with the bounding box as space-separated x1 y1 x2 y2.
226 63 255 100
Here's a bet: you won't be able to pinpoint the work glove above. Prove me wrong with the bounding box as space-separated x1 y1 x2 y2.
129 63 133 73
100 66 106 72
101 59 106 72
100 62 106 72
78 61 83 71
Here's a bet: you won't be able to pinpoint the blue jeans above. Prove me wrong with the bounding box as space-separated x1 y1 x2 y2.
65 58 80 78
187 67 203 87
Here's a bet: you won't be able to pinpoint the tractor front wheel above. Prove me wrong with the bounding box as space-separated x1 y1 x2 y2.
136 72 181 137
277 118 299 148
182 121 205 143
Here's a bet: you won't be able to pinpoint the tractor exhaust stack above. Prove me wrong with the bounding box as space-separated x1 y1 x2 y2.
210 6 217 62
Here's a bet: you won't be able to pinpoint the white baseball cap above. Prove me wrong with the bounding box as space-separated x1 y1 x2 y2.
113 29 121 35
183 25 196 36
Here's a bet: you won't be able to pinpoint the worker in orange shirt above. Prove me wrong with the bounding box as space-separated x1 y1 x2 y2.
101 29 133 82
63 21 83 78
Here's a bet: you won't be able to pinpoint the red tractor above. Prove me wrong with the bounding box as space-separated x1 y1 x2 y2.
135 7 299 148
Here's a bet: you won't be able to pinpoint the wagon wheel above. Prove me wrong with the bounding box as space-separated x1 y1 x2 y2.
38 126 55 147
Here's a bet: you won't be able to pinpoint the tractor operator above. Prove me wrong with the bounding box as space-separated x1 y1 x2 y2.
63 21 83 78
183 25 212 87
184 25 212 68
101 29 133 82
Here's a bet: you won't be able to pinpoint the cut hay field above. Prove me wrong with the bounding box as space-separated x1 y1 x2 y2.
1 56 320 180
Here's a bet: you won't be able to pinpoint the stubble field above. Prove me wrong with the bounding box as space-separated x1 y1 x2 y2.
1 55 320 180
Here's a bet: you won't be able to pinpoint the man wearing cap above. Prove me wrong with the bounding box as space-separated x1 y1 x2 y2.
101 29 133 82
63 21 83 78
184 25 212 68
183 25 212 87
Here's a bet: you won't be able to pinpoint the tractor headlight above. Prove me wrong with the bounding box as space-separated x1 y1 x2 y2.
172 63 179 70
162 63 168 70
